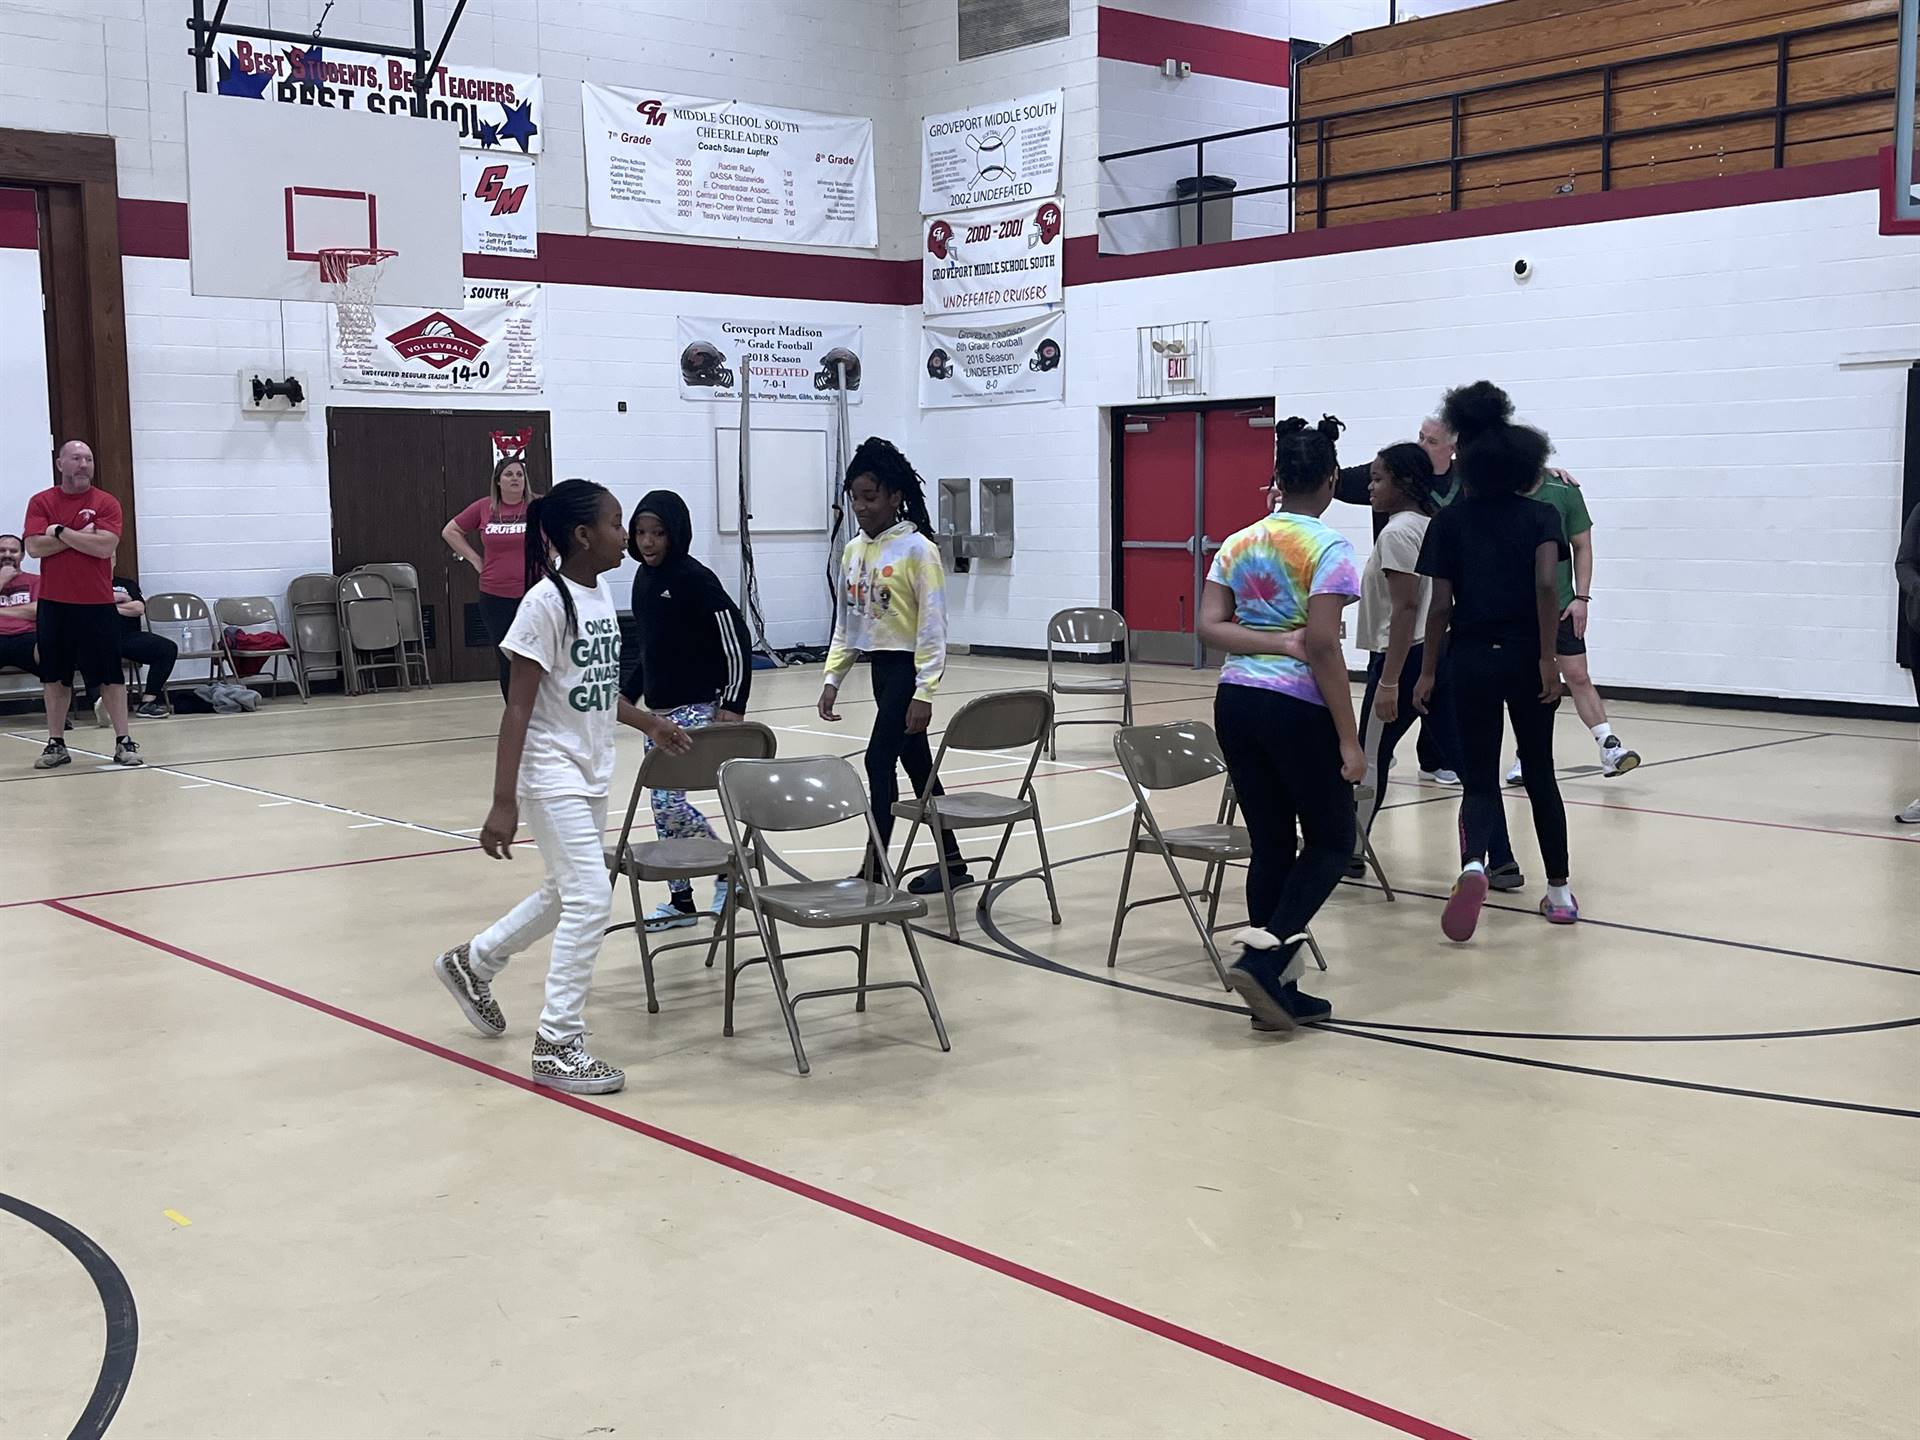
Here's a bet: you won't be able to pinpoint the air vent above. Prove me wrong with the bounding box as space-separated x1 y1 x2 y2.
959 0 1070 60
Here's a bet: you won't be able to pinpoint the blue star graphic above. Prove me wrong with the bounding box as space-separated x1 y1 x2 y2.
285 44 325 86
475 119 501 149
498 99 538 153
216 50 271 98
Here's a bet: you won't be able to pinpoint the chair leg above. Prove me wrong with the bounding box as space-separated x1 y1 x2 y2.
1104 814 1142 968
703 872 733 970
1026 800 1063 925
894 812 924 889
624 866 660 1014
1364 830 1396 902
898 923 950 1053
758 918 809 1076
1203 858 1226 935
855 923 870 1012
935 823 959 940
1306 928 1328 972
1151 840 1232 991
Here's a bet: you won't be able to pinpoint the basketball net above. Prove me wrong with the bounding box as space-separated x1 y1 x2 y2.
317 246 397 338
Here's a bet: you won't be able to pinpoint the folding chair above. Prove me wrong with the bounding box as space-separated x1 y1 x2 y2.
143 593 232 693
1045 607 1133 759
891 688 1062 940
288 574 344 693
717 754 949 1077
337 573 411 693
354 563 431 686
214 597 309 703
605 722 777 1014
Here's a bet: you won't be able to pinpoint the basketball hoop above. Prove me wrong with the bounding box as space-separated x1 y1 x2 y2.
316 246 397 333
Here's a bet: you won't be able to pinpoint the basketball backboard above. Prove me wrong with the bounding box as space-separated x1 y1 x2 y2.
185 91 464 306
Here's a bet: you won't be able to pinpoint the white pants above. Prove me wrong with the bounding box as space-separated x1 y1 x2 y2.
469 792 612 1043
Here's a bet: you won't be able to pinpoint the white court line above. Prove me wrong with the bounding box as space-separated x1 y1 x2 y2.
258 801 293 808
348 822 385 829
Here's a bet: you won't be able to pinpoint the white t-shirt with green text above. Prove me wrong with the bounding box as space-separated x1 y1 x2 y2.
501 575 622 800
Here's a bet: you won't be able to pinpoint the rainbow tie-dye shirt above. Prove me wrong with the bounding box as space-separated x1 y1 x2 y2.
1206 513 1360 706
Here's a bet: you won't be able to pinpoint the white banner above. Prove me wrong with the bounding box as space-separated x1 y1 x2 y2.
583 84 876 248
462 153 538 258
331 280 543 392
677 318 862 404
924 197 1064 316
920 89 1064 214
921 311 1064 409
216 44 543 152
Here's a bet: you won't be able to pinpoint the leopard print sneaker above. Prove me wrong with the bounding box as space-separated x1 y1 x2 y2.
530 1035 625 1095
434 942 506 1037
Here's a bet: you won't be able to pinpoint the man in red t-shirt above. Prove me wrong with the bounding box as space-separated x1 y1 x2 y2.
22 440 143 768
0 532 43 679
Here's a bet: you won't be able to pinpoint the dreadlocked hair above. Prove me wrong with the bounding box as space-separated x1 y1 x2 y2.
1272 414 1345 496
845 436 937 543
524 477 612 639
1375 442 1441 516
1440 381 1551 497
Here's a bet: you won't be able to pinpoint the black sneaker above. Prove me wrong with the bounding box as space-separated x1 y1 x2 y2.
1226 930 1307 1031
1344 855 1368 880
34 738 71 770
1487 861 1526 893
907 864 971 896
134 699 169 719
113 737 143 767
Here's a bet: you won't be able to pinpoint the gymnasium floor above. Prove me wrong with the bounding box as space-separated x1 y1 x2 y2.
2 656 1915 1440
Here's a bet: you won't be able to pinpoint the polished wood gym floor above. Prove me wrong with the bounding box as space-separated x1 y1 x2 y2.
3 657 1915 1439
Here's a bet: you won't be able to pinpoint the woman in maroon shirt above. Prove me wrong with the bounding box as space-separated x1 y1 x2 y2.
443 456 541 698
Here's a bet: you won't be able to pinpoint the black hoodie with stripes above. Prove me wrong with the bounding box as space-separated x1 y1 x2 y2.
619 489 753 714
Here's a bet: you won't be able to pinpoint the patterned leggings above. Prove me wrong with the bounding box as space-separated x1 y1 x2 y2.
647 701 719 898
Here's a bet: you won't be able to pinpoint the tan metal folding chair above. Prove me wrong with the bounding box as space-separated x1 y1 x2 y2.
891 688 1062 940
143 593 233 692
354 563 431 686
1045 607 1133 759
214 596 309 703
337 573 410 693
605 722 777 1014
717 754 949 1077
288 574 344 692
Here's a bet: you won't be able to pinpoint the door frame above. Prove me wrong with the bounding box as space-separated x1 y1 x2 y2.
1109 397 1277 668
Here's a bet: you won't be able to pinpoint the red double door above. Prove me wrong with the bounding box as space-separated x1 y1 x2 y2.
1117 405 1276 666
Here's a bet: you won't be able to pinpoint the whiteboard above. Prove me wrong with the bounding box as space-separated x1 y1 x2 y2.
715 426 831 534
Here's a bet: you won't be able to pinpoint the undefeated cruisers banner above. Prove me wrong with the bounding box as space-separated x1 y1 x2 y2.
921 311 1064 409
331 280 543 393
924 198 1064 316
583 83 876 248
919 90 1064 214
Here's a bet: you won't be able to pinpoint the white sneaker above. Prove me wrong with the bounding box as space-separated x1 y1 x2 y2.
1897 800 1920 825
1599 739 1641 777
644 899 699 931
1419 768 1462 786
1504 758 1524 786
530 1035 625 1095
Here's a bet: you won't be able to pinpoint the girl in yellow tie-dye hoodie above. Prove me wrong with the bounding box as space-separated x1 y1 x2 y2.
817 437 964 893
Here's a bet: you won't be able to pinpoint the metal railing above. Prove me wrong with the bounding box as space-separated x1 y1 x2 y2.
1097 11 1901 244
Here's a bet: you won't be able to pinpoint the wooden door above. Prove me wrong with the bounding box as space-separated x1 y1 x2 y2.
326 407 552 684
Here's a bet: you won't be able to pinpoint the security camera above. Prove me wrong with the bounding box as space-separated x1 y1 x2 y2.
1513 258 1534 282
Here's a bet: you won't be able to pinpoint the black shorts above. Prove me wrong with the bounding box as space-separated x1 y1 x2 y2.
37 600 123 689
1555 613 1587 657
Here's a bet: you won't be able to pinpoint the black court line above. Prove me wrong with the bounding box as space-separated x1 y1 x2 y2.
0 1191 138 1440
1330 1015 1920 1043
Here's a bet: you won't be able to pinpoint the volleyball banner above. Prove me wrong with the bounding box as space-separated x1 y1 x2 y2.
330 279 543 392
924 197 1064 315
676 317 863 404
919 89 1064 214
583 84 876 248
920 310 1064 409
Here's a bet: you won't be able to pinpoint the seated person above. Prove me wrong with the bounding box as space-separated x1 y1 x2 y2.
0 533 41 680
77 576 176 720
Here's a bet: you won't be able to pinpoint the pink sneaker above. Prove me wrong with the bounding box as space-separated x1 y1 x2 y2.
1540 893 1579 925
1441 866 1489 942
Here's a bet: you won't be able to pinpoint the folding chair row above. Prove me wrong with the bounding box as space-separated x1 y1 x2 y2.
144 592 307 705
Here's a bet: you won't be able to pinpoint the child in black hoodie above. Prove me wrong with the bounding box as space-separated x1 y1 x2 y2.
622 490 754 930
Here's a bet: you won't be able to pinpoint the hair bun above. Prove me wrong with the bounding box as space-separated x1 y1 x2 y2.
1315 414 1346 443
1275 416 1310 437
1441 380 1514 439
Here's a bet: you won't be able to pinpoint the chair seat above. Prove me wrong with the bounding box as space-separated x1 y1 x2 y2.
891 791 1034 828
607 836 735 880
1138 822 1250 862
1050 676 1128 695
749 877 928 927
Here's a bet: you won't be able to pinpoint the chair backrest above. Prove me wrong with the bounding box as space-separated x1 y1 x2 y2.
355 562 419 592
344 598 401 651
294 611 341 658
145 592 220 655
337 572 394 604
214 596 282 631
942 689 1053 753
1048 607 1127 647
639 721 777 793
1113 721 1228 793
145 592 213 626
288 573 338 609
718 754 871 834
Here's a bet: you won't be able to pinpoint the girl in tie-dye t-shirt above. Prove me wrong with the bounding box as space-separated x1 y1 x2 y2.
1207 508 1361 705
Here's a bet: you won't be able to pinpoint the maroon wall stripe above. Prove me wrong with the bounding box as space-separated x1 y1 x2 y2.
0 186 38 250
1098 6 1291 87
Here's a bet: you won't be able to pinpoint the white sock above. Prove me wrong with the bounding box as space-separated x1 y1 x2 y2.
1591 722 1614 747
1546 882 1574 907
1461 860 1486 877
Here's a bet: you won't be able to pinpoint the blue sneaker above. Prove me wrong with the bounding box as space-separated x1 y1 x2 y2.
644 897 699 932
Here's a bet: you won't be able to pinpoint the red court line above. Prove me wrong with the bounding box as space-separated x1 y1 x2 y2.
46 897 1473 1440
0 843 479 910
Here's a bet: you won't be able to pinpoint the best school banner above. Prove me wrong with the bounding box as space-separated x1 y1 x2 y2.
924 198 1064 316
461 153 538 258
919 89 1064 214
214 44 543 153
331 280 543 393
676 318 863 404
921 311 1064 409
583 84 876 248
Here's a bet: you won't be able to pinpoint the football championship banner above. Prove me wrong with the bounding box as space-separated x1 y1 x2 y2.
676 318 863 404
214 45 543 152
921 311 1064 409
584 84 877 248
331 280 543 393
924 198 1064 315
919 90 1064 214
462 153 538 258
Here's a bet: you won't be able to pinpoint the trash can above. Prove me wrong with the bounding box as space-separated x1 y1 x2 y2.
1175 174 1237 246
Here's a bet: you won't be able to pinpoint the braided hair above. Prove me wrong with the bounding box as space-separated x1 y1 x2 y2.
845 436 936 542
1374 442 1441 516
1440 381 1551 497
1272 414 1345 496
523 477 613 639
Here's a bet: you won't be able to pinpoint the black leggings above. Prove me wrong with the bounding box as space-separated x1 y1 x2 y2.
1355 642 1427 842
478 592 522 701
1452 642 1568 882
866 651 960 865
0 632 39 680
1214 683 1355 942
81 631 178 704
1413 649 1458 774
